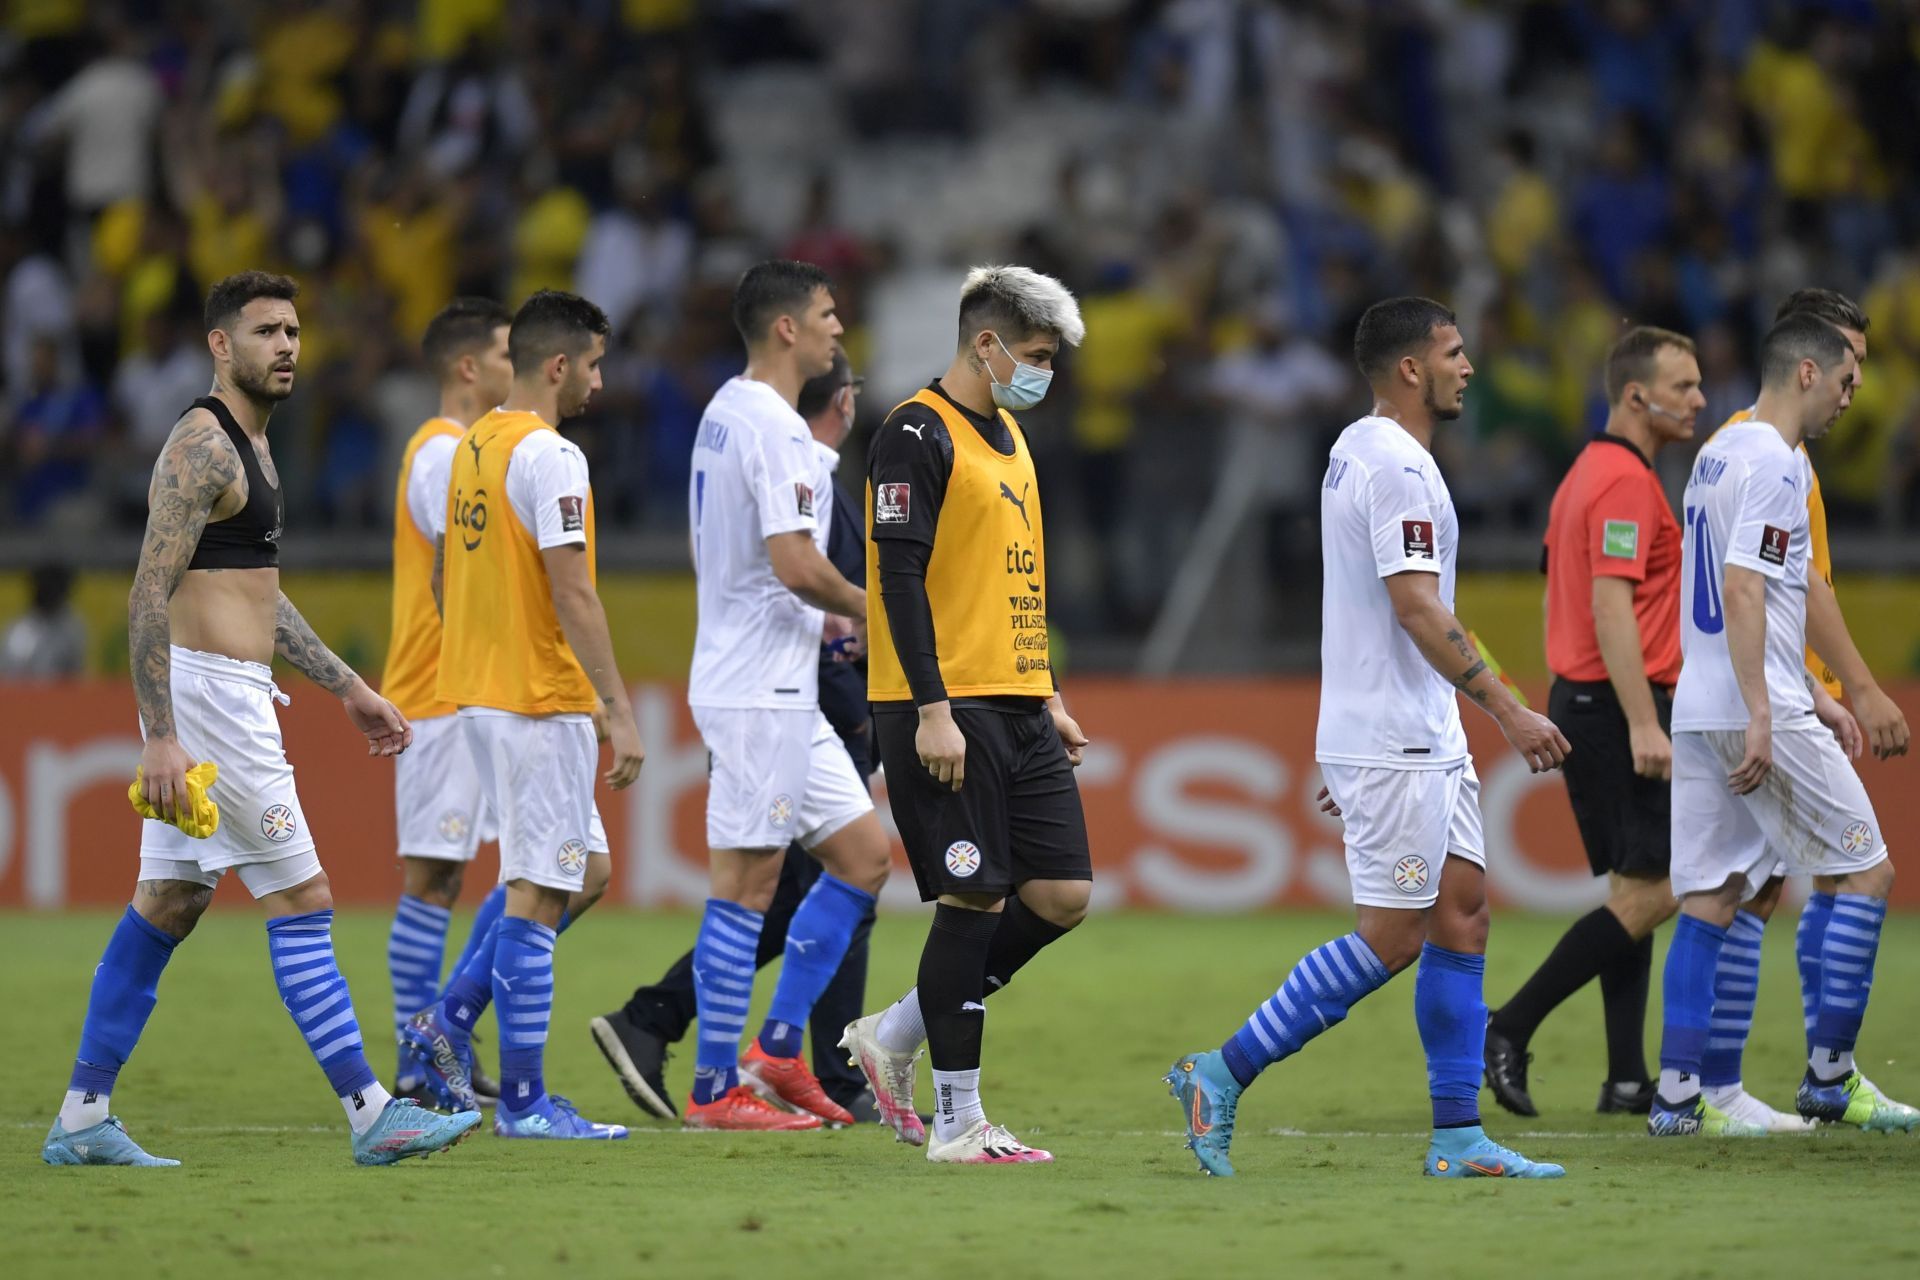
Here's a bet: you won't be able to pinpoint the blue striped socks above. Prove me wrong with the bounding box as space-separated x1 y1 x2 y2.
493 917 557 1114
1414 943 1486 1128
692 899 764 1104
1796 891 1835 1054
760 874 876 1058
1657 913 1727 1102
267 910 391 1132
60 906 180 1131
1810 894 1886 1081
1220 932 1390 1087
447 884 507 986
388 895 451 1075
1700 910 1764 1087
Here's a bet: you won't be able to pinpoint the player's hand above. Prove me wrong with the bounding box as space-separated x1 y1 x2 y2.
1849 685 1910 760
822 614 863 662
1498 705 1570 773
139 735 194 823
591 702 610 743
1316 786 1342 818
1627 719 1673 780
1813 686 1863 760
605 709 645 790
1728 717 1772 795
343 680 412 756
917 701 966 791
1051 705 1088 767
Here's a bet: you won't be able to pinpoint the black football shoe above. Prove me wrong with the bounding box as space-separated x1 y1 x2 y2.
1483 1023 1539 1117
590 1008 677 1119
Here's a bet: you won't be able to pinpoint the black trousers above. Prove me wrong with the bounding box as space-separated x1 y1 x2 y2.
618 836 874 1103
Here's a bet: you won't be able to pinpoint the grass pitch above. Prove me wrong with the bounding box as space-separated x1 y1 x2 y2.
4 908 1918 1279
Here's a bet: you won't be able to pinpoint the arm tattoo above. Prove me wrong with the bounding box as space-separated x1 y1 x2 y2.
273 593 357 695
129 413 240 739
1444 629 1491 704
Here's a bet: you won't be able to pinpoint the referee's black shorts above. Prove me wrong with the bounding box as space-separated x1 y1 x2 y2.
1548 677 1672 878
875 699 1093 901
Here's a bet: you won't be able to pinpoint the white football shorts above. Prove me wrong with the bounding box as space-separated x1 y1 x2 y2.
1319 760 1486 909
459 709 597 893
1672 725 1888 901
137 646 323 899
694 705 873 851
395 713 497 862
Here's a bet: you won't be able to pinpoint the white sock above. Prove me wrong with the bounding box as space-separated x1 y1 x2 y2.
1658 1068 1699 1104
931 1068 984 1143
59 1088 110 1131
1810 1046 1855 1081
342 1081 395 1135
875 990 926 1054
1702 1082 1743 1108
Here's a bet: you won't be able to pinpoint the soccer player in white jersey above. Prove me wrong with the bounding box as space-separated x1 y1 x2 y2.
681 260 892 1130
1168 296 1571 1179
1650 312 1913 1136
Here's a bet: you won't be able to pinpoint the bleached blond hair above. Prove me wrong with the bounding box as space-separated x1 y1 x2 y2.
958 265 1086 348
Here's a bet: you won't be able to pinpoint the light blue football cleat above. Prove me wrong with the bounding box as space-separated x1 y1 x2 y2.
493 1094 628 1140
352 1098 483 1166
1424 1128 1566 1178
42 1116 179 1167
402 1008 479 1113
1165 1050 1242 1177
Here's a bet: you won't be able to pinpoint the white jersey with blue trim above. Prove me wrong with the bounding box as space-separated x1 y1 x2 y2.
1673 420 1816 732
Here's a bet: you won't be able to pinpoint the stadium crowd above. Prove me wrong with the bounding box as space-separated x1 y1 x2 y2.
3 0 1920 636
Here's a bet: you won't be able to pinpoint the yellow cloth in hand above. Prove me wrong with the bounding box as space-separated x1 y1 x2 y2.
128 762 221 839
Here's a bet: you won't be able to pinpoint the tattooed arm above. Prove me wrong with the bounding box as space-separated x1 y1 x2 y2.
275 591 414 756
1383 570 1570 773
272 592 357 694
130 411 239 818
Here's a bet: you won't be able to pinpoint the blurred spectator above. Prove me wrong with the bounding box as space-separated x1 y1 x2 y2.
576 174 694 338
0 561 86 680
112 308 209 452
8 335 105 523
0 0 1917 658
22 16 160 217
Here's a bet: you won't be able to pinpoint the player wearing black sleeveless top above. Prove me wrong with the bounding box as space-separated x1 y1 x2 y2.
183 395 283 571
38 271 473 1171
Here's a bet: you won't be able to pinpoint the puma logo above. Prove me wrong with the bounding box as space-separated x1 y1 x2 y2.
999 481 1031 530
902 423 925 439
467 434 483 467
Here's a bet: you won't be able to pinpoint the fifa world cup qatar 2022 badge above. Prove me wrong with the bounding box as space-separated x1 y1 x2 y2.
875 483 910 524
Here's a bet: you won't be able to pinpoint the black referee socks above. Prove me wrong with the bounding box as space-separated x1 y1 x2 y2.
1492 905 1639 1046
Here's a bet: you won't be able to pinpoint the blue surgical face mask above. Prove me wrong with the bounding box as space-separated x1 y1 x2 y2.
986 335 1053 410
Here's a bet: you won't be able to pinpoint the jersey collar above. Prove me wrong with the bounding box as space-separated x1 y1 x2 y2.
1591 432 1652 470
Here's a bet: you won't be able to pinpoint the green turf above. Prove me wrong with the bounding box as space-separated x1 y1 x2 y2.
4 908 1918 1279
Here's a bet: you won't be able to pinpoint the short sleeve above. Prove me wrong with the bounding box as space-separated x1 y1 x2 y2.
1364 461 1442 577
520 435 592 550
1586 473 1663 583
409 435 456 540
1723 452 1804 581
866 404 951 547
746 424 819 540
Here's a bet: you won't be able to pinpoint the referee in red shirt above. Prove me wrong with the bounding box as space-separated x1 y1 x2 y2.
1484 326 1704 1118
